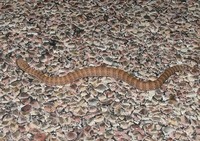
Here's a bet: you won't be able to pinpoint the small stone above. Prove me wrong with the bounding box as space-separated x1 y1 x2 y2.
66 131 77 141
95 84 108 93
162 126 175 135
21 104 32 113
87 98 99 106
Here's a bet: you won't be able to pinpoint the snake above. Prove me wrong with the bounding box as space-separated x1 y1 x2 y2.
16 58 188 91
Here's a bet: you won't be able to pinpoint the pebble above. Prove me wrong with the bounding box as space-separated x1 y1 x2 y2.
95 84 108 93
87 98 99 106
162 126 175 135
66 131 78 141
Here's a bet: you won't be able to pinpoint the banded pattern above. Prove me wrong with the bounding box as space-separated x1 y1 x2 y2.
16 58 187 91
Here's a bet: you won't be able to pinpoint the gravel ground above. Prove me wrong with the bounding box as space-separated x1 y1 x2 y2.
0 1 199 141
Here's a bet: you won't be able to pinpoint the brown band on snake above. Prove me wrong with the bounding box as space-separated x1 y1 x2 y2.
16 58 187 91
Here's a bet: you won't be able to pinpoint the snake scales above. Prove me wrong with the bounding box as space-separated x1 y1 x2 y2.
16 58 188 91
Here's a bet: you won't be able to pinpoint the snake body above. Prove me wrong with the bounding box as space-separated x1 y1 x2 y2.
16 58 187 91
